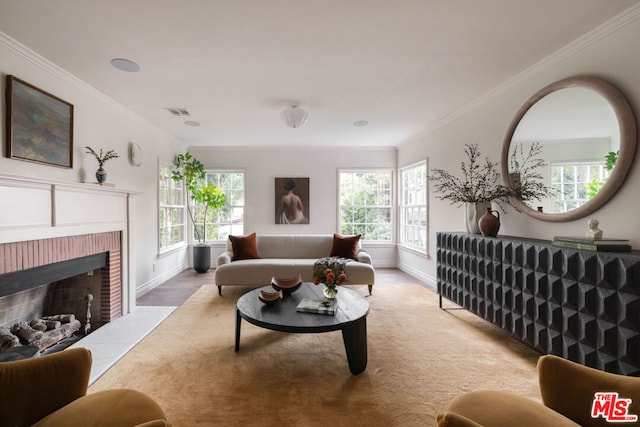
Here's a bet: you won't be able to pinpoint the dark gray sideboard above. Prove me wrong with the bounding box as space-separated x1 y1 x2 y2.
436 232 640 376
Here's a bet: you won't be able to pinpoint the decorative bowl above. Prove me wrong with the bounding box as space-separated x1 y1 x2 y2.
271 274 303 294
259 289 282 305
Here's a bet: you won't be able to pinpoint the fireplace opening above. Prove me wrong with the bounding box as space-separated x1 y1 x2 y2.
0 253 111 358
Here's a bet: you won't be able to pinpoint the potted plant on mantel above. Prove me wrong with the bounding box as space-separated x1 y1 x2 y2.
85 146 119 185
171 152 226 273
429 144 510 235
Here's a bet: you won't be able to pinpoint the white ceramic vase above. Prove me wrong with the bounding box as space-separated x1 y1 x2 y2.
465 202 491 234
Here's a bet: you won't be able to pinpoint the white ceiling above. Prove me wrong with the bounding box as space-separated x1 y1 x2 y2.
1 1 638 148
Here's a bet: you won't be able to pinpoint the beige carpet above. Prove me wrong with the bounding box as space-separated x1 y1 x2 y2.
89 284 542 426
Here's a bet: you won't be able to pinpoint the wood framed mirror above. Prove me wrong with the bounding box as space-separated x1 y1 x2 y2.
501 76 637 222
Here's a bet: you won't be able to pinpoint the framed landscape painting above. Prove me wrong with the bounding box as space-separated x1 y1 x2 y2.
6 75 74 168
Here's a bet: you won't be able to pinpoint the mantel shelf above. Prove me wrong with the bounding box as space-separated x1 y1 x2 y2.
0 172 141 196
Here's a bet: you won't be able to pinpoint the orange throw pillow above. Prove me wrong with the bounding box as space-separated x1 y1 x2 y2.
229 233 261 261
330 233 361 260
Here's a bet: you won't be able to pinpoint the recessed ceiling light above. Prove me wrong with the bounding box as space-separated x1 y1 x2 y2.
111 58 140 72
353 120 369 127
184 120 200 127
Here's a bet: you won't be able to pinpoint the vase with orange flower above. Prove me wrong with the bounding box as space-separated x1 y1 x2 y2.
313 267 347 300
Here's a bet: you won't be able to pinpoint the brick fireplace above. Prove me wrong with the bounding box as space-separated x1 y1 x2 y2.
0 173 137 330
0 231 123 324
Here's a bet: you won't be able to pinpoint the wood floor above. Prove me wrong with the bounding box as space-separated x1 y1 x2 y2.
137 268 432 307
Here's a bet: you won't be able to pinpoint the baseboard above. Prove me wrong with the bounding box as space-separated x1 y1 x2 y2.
136 264 186 298
396 262 436 291
372 259 397 269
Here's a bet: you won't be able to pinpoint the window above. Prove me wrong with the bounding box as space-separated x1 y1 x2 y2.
338 170 393 241
399 161 427 251
550 162 609 213
159 163 186 251
192 171 246 242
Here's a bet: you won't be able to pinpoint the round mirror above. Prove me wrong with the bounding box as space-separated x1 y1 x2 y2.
501 76 637 222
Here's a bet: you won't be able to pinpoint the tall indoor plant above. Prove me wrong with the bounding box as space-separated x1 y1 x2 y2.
171 152 226 273
429 144 510 234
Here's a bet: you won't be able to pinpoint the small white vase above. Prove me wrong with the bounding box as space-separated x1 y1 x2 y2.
323 285 338 299
465 202 491 234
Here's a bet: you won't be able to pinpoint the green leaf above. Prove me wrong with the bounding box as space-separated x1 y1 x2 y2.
604 151 618 172
170 152 226 243
193 184 227 209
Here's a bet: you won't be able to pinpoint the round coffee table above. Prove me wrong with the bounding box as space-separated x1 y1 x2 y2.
235 282 370 375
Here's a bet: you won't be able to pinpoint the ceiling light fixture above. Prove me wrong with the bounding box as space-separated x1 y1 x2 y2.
110 58 140 72
353 120 369 127
280 105 308 128
184 120 200 127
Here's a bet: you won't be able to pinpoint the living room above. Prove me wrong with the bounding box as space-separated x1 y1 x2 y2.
2 2 640 426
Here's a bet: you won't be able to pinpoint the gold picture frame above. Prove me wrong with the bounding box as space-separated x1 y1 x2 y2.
6 75 74 168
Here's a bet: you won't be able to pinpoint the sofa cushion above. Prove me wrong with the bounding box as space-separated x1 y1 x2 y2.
0 347 92 427
330 233 361 260
438 390 579 427
32 388 169 427
230 233 261 261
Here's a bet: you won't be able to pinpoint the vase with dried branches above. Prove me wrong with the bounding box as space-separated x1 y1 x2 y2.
429 144 510 234
508 141 555 205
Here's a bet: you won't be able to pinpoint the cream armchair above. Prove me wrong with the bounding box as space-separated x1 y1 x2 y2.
437 355 640 427
0 347 170 427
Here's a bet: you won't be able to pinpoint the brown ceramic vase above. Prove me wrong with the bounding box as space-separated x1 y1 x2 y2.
478 207 500 237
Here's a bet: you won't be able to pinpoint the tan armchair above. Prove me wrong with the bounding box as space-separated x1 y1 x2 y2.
0 347 170 427
437 355 640 427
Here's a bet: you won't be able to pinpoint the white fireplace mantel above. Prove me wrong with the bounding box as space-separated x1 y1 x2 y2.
0 172 141 315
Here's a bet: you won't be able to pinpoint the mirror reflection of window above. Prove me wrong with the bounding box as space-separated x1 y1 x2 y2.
549 161 611 213
510 87 618 212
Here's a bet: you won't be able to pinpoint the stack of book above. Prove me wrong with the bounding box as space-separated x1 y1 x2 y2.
296 298 339 315
552 236 632 252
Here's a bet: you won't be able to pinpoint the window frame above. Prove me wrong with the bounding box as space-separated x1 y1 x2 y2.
398 160 428 254
549 161 609 213
191 169 247 243
158 160 187 254
337 168 395 243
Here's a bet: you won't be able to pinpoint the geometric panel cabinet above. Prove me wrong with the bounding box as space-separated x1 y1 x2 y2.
437 232 640 376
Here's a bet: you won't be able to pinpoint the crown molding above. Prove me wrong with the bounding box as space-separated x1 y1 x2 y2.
0 31 156 126
401 3 640 147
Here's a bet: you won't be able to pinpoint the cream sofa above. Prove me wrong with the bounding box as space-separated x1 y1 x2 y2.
214 234 375 295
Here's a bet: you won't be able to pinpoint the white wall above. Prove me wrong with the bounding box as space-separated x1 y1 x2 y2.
397 12 640 286
5 11 639 294
188 146 398 268
0 33 186 296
